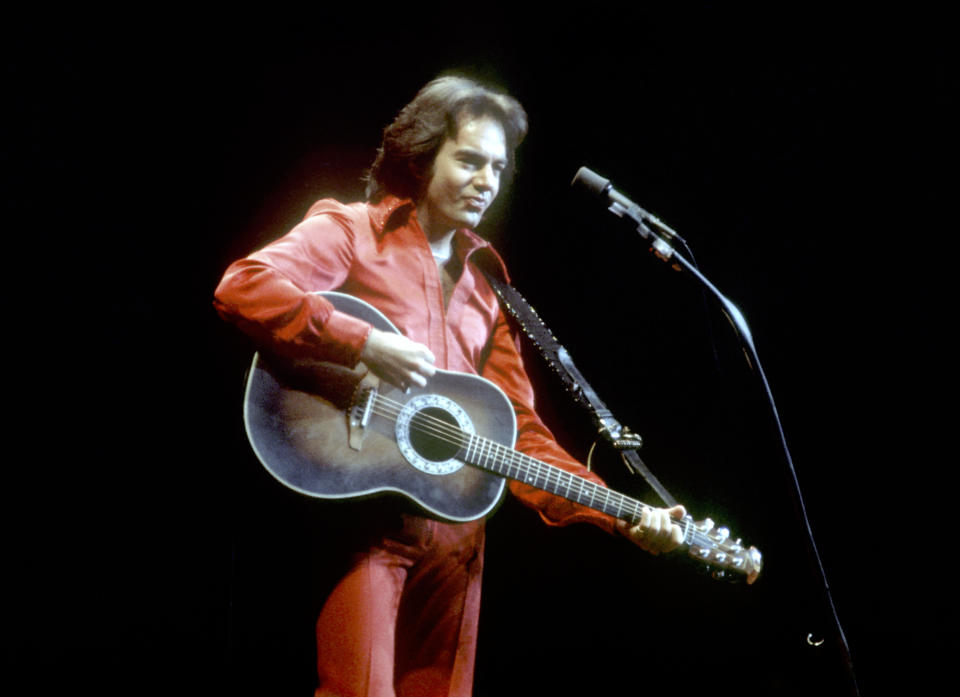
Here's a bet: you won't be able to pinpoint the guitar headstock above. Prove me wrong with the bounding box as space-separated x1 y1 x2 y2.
684 516 762 585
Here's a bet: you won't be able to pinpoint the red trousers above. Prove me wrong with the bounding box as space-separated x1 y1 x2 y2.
315 516 485 697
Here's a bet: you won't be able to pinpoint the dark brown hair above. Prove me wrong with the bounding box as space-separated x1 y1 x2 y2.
364 75 528 202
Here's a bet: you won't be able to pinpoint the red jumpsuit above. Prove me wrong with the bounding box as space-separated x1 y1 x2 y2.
214 195 616 697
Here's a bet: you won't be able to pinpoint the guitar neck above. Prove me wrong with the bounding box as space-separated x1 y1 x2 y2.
462 433 686 534
467 435 748 557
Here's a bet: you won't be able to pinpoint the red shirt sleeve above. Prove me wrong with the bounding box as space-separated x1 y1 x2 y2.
213 204 372 366
480 311 617 535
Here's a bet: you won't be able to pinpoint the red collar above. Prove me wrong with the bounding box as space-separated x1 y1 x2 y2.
366 195 510 282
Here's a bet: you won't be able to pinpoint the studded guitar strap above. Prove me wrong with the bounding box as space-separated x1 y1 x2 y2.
481 270 678 507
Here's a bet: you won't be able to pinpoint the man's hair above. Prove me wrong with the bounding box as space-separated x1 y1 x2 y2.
364 75 528 202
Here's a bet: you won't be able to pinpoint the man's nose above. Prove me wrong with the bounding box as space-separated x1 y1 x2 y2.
474 164 496 191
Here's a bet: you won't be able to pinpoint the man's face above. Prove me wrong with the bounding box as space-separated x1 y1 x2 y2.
419 114 508 238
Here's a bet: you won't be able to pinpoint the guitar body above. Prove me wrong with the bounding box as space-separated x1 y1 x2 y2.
243 292 513 522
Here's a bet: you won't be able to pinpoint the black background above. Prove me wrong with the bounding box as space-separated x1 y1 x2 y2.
8 6 954 696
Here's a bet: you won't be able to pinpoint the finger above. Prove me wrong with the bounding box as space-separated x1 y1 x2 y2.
660 512 675 543
667 504 687 520
405 341 435 364
628 523 650 551
661 509 675 531
658 511 678 547
670 521 684 547
416 360 437 378
646 509 663 538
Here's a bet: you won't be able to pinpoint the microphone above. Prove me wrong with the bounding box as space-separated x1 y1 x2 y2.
571 167 683 243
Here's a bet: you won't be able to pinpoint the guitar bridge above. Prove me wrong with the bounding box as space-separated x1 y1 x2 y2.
348 384 376 451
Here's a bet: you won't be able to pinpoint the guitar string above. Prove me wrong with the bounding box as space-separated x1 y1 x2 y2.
362 392 720 550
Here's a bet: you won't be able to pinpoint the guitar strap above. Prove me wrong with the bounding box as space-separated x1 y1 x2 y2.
480 269 678 507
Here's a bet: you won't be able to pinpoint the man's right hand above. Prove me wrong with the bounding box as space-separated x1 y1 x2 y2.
360 328 437 391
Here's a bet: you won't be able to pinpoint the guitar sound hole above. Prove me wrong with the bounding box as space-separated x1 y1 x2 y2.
408 407 461 462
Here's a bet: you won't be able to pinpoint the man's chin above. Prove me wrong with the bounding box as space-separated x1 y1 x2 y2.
459 211 484 230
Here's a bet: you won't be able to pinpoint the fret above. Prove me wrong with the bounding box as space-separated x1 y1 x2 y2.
482 439 496 473
465 434 477 468
463 434 474 463
607 491 623 519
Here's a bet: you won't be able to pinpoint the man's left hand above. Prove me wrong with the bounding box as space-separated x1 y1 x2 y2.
616 504 687 555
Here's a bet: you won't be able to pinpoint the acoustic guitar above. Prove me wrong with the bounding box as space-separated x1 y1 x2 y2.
242 292 761 583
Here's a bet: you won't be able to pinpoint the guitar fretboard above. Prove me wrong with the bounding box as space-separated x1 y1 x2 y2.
461 433 702 544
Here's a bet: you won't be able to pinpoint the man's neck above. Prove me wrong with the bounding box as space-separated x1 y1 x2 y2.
416 204 456 261
428 232 455 263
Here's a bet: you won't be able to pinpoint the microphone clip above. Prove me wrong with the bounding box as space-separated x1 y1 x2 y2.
605 202 676 262
572 166 683 264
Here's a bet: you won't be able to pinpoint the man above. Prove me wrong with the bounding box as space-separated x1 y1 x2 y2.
214 75 686 697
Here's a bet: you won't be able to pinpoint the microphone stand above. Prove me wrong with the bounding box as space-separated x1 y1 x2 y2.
604 197 860 696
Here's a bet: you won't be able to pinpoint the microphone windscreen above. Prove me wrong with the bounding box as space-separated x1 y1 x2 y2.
571 167 610 197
